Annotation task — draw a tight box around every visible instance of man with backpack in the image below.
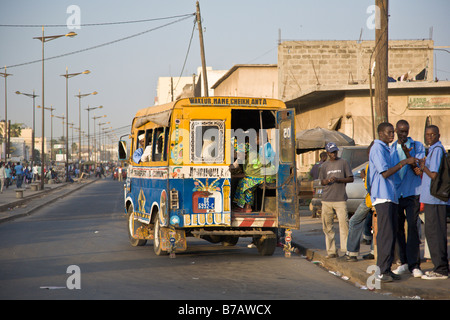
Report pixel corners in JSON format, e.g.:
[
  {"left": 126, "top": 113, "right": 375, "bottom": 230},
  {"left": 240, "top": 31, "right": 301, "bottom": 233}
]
[{"left": 418, "top": 125, "right": 449, "bottom": 280}]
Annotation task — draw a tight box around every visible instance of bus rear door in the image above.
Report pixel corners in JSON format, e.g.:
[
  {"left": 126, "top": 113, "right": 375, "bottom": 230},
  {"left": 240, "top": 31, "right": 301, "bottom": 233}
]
[{"left": 276, "top": 109, "right": 299, "bottom": 229}]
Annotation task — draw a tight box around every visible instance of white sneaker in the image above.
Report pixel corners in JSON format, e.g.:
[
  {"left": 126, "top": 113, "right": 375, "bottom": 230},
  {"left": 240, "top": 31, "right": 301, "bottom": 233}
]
[
  {"left": 392, "top": 264, "right": 409, "bottom": 275},
  {"left": 421, "top": 271, "right": 448, "bottom": 280},
  {"left": 412, "top": 268, "right": 423, "bottom": 278}
]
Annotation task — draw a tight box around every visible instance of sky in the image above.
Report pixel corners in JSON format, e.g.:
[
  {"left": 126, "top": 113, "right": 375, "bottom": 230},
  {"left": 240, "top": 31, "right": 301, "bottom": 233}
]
[{"left": 1, "top": 0, "right": 449, "bottom": 144}]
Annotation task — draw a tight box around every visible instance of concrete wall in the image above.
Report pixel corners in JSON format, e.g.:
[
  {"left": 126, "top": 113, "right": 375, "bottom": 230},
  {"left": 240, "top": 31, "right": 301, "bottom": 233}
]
[
  {"left": 213, "top": 65, "right": 278, "bottom": 98},
  {"left": 278, "top": 40, "right": 434, "bottom": 101}
]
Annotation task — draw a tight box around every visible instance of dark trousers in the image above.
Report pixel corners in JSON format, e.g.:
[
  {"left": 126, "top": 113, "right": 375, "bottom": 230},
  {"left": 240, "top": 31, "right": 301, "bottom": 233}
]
[
  {"left": 424, "top": 204, "right": 449, "bottom": 276},
  {"left": 396, "top": 195, "right": 421, "bottom": 270},
  {"left": 375, "top": 202, "right": 398, "bottom": 274}
]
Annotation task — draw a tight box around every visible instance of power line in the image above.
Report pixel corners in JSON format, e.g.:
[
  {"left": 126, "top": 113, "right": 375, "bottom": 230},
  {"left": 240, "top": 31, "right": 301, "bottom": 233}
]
[
  {"left": 0, "top": 13, "right": 195, "bottom": 28},
  {"left": 174, "top": 18, "right": 197, "bottom": 91},
  {"left": 5, "top": 14, "right": 195, "bottom": 69}
]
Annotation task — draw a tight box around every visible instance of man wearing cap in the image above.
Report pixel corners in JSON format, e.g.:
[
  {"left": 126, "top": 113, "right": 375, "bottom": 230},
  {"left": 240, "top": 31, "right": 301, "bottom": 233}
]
[
  {"left": 133, "top": 134, "right": 147, "bottom": 164},
  {"left": 319, "top": 142, "right": 354, "bottom": 258}
]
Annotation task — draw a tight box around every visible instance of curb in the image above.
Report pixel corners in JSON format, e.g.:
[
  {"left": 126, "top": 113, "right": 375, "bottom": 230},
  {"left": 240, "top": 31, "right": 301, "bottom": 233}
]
[
  {"left": 292, "top": 240, "right": 449, "bottom": 300},
  {"left": 292, "top": 240, "right": 369, "bottom": 285},
  {"left": 0, "top": 183, "right": 67, "bottom": 213}
]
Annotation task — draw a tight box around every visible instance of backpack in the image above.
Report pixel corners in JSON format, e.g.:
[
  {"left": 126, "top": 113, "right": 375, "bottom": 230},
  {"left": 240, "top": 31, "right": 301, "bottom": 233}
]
[
  {"left": 363, "top": 163, "right": 372, "bottom": 208},
  {"left": 429, "top": 146, "right": 450, "bottom": 202}
]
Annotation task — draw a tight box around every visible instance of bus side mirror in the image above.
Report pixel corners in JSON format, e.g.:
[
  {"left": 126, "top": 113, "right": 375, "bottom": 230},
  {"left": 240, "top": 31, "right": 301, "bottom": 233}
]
[{"left": 118, "top": 140, "right": 127, "bottom": 161}]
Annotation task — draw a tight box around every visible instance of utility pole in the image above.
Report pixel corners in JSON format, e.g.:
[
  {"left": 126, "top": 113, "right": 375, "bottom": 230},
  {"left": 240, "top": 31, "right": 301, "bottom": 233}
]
[
  {"left": 374, "top": 0, "right": 389, "bottom": 127},
  {"left": 196, "top": 1, "right": 208, "bottom": 97},
  {"left": 171, "top": 77, "right": 174, "bottom": 101}
]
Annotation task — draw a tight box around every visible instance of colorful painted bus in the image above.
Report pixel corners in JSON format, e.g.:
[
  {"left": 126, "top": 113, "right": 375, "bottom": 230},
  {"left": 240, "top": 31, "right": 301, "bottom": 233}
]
[{"left": 118, "top": 97, "right": 299, "bottom": 256}]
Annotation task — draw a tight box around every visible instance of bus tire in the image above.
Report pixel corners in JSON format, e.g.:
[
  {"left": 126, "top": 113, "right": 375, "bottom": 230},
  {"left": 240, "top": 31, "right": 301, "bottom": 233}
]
[
  {"left": 153, "top": 218, "right": 168, "bottom": 256},
  {"left": 127, "top": 205, "right": 147, "bottom": 247},
  {"left": 254, "top": 234, "right": 276, "bottom": 256}
]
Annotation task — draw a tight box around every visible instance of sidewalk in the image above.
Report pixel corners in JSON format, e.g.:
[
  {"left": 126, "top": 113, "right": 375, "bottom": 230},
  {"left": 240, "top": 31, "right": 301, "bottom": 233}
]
[
  {"left": 0, "top": 178, "right": 98, "bottom": 224},
  {"left": 291, "top": 207, "right": 450, "bottom": 300}
]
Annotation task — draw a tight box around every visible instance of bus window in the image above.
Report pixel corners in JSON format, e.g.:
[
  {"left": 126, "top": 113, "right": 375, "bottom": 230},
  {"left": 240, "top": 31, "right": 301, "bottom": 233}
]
[
  {"left": 153, "top": 127, "right": 165, "bottom": 162},
  {"left": 141, "top": 129, "right": 153, "bottom": 162},
  {"left": 163, "top": 128, "right": 169, "bottom": 161},
  {"left": 280, "top": 120, "right": 293, "bottom": 163},
  {"left": 190, "top": 120, "right": 224, "bottom": 163},
  {"left": 136, "top": 130, "right": 145, "bottom": 152}
]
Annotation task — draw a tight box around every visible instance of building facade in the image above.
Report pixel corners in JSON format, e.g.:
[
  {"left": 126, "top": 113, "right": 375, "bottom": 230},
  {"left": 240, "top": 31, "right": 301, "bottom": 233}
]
[{"left": 212, "top": 64, "right": 278, "bottom": 98}]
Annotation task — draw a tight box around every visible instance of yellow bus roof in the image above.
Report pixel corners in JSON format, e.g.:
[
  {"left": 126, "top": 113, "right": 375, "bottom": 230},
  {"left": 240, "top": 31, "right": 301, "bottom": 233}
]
[{"left": 132, "top": 97, "right": 286, "bottom": 129}]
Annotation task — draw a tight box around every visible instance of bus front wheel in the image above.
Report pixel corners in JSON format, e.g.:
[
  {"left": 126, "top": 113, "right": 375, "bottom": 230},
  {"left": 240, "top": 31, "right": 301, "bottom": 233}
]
[{"left": 127, "top": 205, "right": 147, "bottom": 247}]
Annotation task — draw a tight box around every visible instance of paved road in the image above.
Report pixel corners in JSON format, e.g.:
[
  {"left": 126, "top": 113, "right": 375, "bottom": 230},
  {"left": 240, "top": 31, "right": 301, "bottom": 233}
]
[{"left": 0, "top": 179, "right": 395, "bottom": 301}]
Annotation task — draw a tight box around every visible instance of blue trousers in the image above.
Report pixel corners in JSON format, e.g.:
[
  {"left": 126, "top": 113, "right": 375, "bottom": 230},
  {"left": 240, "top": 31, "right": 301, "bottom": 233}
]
[
  {"left": 347, "top": 201, "right": 372, "bottom": 255},
  {"left": 16, "top": 174, "right": 23, "bottom": 188}
]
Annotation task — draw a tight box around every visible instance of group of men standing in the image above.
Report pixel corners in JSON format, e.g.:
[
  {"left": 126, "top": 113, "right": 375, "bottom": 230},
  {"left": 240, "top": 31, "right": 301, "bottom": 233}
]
[{"left": 318, "top": 120, "right": 448, "bottom": 283}]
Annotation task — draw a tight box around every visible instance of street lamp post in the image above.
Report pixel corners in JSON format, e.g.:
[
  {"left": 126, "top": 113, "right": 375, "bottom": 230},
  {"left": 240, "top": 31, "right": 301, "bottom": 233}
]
[
  {"left": 98, "top": 121, "right": 110, "bottom": 162},
  {"left": 0, "top": 67, "right": 13, "bottom": 162},
  {"left": 85, "top": 105, "right": 103, "bottom": 162},
  {"left": 34, "top": 27, "right": 76, "bottom": 189},
  {"left": 68, "top": 122, "right": 74, "bottom": 160},
  {"left": 92, "top": 115, "right": 106, "bottom": 163},
  {"left": 52, "top": 114, "right": 65, "bottom": 162},
  {"left": 37, "top": 105, "right": 55, "bottom": 162},
  {"left": 61, "top": 68, "right": 90, "bottom": 181},
  {"left": 73, "top": 127, "right": 82, "bottom": 160},
  {"left": 75, "top": 90, "right": 97, "bottom": 164},
  {"left": 101, "top": 126, "right": 112, "bottom": 162},
  {"left": 15, "top": 90, "right": 39, "bottom": 168}
]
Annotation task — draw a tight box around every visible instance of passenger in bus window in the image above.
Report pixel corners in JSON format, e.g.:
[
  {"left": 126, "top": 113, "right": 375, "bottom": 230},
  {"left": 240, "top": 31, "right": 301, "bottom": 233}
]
[
  {"left": 132, "top": 134, "right": 146, "bottom": 163},
  {"left": 141, "top": 145, "right": 152, "bottom": 162},
  {"left": 153, "top": 131, "right": 164, "bottom": 161},
  {"left": 141, "top": 137, "right": 153, "bottom": 162}
]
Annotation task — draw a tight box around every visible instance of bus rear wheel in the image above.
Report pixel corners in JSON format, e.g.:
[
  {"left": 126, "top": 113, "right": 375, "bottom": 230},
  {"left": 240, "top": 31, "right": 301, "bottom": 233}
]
[
  {"left": 254, "top": 234, "right": 276, "bottom": 256},
  {"left": 153, "top": 218, "right": 169, "bottom": 256}
]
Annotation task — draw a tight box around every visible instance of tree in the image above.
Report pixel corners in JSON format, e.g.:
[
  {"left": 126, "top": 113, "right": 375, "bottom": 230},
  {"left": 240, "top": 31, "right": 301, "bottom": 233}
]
[{"left": 10, "top": 123, "right": 24, "bottom": 137}]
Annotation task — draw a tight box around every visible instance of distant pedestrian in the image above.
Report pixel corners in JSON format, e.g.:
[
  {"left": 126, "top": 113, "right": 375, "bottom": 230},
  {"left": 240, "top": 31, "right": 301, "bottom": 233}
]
[
  {"left": 0, "top": 162, "right": 6, "bottom": 193},
  {"left": 5, "top": 164, "right": 11, "bottom": 188},
  {"left": 369, "top": 122, "right": 417, "bottom": 283},
  {"left": 418, "top": 125, "right": 449, "bottom": 280},
  {"left": 33, "top": 164, "right": 39, "bottom": 181},
  {"left": 319, "top": 142, "right": 353, "bottom": 258},
  {"left": 14, "top": 162, "right": 24, "bottom": 188},
  {"left": 118, "top": 167, "right": 123, "bottom": 182}
]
